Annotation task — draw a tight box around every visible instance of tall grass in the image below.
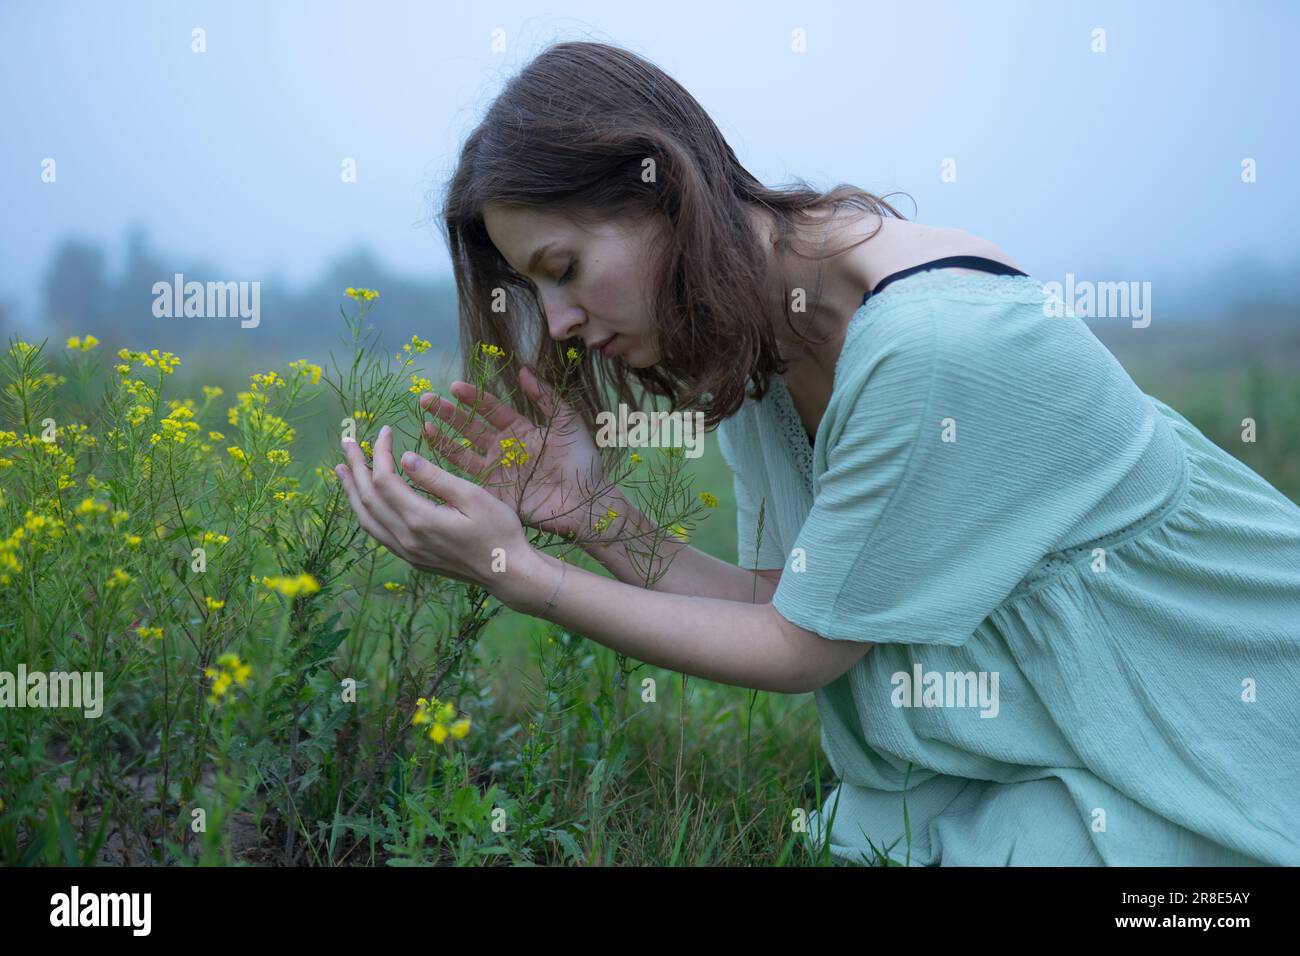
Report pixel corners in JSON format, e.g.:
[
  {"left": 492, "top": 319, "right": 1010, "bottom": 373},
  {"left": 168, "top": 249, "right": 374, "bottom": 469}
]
[{"left": 0, "top": 290, "right": 838, "bottom": 866}]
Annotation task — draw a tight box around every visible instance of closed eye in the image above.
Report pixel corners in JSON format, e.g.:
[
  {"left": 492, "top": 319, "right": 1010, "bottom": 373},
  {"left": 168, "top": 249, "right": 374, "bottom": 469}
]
[{"left": 557, "top": 260, "right": 577, "bottom": 287}]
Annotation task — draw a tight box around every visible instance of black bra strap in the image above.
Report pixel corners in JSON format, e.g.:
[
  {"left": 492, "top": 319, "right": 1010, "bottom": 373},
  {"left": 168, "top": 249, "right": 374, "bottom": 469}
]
[{"left": 861, "top": 255, "right": 1029, "bottom": 305}]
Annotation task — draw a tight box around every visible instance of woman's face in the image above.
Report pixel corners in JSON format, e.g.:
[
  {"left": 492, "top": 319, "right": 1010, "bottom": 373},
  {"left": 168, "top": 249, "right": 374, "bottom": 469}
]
[{"left": 482, "top": 202, "right": 663, "bottom": 368}]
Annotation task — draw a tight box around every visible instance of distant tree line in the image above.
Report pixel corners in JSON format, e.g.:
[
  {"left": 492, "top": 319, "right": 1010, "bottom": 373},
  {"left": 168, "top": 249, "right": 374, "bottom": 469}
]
[{"left": 24, "top": 227, "right": 462, "bottom": 368}]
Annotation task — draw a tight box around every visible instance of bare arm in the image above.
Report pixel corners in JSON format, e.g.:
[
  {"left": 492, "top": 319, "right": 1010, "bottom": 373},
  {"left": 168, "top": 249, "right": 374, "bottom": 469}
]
[
  {"left": 496, "top": 546, "right": 870, "bottom": 695},
  {"left": 335, "top": 430, "right": 865, "bottom": 694},
  {"left": 577, "top": 489, "right": 783, "bottom": 603}
]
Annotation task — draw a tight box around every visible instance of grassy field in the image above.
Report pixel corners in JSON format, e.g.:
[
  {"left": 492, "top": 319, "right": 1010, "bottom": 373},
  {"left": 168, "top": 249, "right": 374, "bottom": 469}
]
[
  {"left": 1091, "top": 317, "right": 1300, "bottom": 503},
  {"left": 1, "top": 305, "right": 1295, "bottom": 866}
]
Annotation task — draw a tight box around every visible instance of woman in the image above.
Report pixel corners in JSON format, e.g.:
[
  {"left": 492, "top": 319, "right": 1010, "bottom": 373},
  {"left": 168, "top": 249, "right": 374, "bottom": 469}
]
[{"left": 335, "top": 41, "right": 1300, "bottom": 865}]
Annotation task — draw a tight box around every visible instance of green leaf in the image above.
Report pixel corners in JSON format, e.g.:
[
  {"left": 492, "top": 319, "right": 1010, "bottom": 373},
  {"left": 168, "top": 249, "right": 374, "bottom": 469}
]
[{"left": 548, "top": 827, "right": 582, "bottom": 862}]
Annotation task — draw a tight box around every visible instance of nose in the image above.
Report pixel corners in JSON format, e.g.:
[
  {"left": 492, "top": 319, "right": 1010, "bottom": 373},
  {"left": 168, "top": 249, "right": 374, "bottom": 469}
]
[{"left": 540, "top": 289, "right": 585, "bottom": 343}]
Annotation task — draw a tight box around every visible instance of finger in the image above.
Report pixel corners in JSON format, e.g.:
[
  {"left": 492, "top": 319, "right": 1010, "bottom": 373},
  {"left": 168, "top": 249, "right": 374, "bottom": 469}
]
[
  {"left": 341, "top": 435, "right": 407, "bottom": 536},
  {"left": 422, "top": 420, "right": 490, "bottom": 474},
  {"left": 518, "top": 365, "right": 560, "bottom": 420},
  {"left": 371, "top": 423, "right": 434, "bottom": 517},
  {"left": 421, "top": 393, "right": 493, "bottom": 453},
  {"left": 520, "top": 365, "right": 580, "bottom": 434},
  {"left": 398, "top": 450, "right": 477, "bottom": 516},
  {"left": 447, "top": 380, "right": 524, "bottom": 433},
  {"left": 372, "top": 423, "right": 398, "bottom": 481},
  {"left": 334, "top": 462, "right": 405, "bottom": 555},
  {"left": 420, "top": 388, "right": 501, "bottom": 451}
]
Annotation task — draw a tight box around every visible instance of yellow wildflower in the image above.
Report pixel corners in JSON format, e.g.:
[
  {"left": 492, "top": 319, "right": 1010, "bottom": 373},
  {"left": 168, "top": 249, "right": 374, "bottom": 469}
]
[
  {"left": 498, "top": 436, "right": 529, "bottom": 468},
  {"left": 593, "top": 507, "right": 619, "bottom": 534},
  {"left": 244, "top": 407, "right": 295, "bottom": 444},
  {"left": 288, "top": 359, "right": 322, "bottom": 384},
  {"left": 260, "top": 572, "right": 321, "bottom": 598},
  {"left": 698, "top": 491, "right": 719, "bottom": 508},
  {"left": 133, "top": 348, "right": 181, "bottom": 374},
  {"left": 205, "top": 652, "right": 252, "bottom": 705},
  {"left": 157, "top": 406, "right": 201, "bottom": 444},
  {"left": 412, "top": 695, "right": 472, "bottom": 745},
  {"left": 251, "top": 370, "right": 286, "bottom": 390}
]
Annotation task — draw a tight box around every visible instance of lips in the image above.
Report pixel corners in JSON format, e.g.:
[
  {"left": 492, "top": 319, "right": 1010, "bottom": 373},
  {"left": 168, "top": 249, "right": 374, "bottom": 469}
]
[{"left": 593, "top": 334, "right": 617, "bottom": 357}]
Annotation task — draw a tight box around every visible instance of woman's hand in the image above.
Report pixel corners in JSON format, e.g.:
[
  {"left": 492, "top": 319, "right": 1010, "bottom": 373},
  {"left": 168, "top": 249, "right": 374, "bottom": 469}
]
[
  {"left": 418, "top": 365, "right": 622, "bottom": 540},
  {"left": 334, "top": 423, "right": 535, "bottom": 593}
]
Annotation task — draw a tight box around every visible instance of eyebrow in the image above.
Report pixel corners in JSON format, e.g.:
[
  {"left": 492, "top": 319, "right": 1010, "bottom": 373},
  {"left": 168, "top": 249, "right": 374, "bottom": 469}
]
[{"left": 525, "top": 242, "right": 554, "bottom": 276}]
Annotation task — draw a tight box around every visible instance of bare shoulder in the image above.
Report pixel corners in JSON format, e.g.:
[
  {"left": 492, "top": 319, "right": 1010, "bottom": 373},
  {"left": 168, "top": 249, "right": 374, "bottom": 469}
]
[
  {"left": 943, "top": 226, "right": 1022, "bottom": 272},
  {"left": 847, "top": 214, "right": 1023, "bottom": 288}
]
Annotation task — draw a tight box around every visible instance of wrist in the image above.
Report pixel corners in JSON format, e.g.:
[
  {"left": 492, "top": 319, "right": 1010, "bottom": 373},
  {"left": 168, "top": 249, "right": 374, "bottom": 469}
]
[
  {"left": 497, "top": 546, "right": 565, "bottom": 617},
  {"left": 580, "top": 489, "right": 637, "bottom": 553}
]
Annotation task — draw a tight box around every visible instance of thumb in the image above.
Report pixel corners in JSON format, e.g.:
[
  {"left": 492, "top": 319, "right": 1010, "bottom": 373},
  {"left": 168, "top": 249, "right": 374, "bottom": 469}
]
[{"left": 400, "top": 451, "right": 474, "bottom": 511}]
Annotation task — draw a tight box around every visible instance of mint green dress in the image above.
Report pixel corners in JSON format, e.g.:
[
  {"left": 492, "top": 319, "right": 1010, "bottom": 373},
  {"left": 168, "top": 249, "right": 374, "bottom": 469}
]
[{"left": 715, "top": 270, "right": 1300, "bottom": 866}]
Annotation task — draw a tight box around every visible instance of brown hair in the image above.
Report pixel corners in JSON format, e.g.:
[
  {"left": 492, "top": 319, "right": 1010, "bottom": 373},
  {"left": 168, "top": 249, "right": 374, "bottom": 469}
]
[{"left": 438, "top": 40, "right": 910, "bottom": 442}]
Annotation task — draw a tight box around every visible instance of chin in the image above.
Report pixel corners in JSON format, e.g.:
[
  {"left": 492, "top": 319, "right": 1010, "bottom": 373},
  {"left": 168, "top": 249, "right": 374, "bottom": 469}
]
[
  {"left": 623, "top": 350, "right": 653, "bottom": 369},
  {"left": 620, "top": 342, "right": 659, "bottom": 369}
]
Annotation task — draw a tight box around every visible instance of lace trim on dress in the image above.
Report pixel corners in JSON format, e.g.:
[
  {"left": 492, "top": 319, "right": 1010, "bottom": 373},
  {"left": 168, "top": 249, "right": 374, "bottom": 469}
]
[
  {"left": 843, "top": 272, "right": 1050, "bottom": 355},
  {"left": 769, "top": 373, "right": 815, "bottom": 489},
  {"left": 864, "top": 269, "right": 1047, "bottom": 305}
]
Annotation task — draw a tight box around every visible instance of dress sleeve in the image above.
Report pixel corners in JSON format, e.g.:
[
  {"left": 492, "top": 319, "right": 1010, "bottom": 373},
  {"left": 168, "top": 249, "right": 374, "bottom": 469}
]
[{"left": 771, "top": 297, "right": 1139, "bottom": 646}]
